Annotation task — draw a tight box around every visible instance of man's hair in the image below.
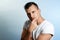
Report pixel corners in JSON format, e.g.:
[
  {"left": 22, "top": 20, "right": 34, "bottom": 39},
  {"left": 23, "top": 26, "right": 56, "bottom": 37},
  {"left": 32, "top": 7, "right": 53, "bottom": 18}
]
[{"left": 24, "top": 2, "right": 39, "bottom": 10}]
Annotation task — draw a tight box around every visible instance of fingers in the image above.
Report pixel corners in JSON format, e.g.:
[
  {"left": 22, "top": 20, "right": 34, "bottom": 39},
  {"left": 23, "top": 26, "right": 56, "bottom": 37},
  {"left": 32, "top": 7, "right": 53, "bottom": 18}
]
[{"left": 32, "top": 17, "right": 38, "bottom": 24}]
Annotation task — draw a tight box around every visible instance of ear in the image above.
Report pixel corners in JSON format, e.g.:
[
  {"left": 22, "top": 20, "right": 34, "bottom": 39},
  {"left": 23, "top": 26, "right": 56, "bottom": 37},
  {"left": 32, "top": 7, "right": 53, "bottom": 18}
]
[
  {"left": 39, "top": 9, "right": 41, "bottom": 12},
  {"left": 37, "top": 8, "right": 40, "bottom": 12},
  {"left": 37, "top": 9, "right": 41, "bottom": 17},
  {"left": 37, "top": 9, "right": 41, "bottom": 14}
]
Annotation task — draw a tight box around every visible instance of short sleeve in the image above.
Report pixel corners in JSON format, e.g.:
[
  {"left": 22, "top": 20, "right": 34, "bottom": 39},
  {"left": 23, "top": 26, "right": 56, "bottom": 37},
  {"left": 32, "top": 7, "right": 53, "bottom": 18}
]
[{"left": 41, "top": 23, "right": 54, "bottom": 36}]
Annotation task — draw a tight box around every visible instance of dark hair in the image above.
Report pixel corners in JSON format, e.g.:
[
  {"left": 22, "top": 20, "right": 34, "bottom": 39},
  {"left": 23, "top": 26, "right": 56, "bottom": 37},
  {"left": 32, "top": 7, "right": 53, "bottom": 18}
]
[{"left": 24, "top": 2, "right": 39, "bottom": 10}]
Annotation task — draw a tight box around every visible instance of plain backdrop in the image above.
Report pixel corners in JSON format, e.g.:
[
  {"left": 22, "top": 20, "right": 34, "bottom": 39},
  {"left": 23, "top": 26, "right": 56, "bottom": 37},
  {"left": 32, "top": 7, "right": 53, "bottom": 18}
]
[{"left": 0, "top": 0, "right": 60, "bottom": 40}]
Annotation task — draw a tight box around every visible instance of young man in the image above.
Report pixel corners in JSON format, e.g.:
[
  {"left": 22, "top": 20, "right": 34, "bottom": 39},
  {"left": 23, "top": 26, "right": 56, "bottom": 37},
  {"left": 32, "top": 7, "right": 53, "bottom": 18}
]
[{"left": 21, "top": 2, "right": 54, "bottom": 40}]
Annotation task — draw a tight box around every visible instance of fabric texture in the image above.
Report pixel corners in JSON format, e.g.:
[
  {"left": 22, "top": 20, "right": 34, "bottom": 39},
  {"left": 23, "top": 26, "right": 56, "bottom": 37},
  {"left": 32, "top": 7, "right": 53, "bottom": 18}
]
[{"left": 23, "top": 20, "right": 54, "bottom": 40}]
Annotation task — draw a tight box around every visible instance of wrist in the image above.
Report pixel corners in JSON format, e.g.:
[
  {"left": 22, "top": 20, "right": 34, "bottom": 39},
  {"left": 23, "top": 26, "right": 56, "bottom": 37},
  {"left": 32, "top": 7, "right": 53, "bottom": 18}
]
[{"left": 27, "top": 29, "right": 32, "bottom": 34}]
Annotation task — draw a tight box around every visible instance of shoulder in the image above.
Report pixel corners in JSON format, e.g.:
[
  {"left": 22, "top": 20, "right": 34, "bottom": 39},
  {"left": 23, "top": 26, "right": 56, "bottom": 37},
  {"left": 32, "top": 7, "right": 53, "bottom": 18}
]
[
  {"left": 23, "top": 20, "right": 31, "bottom": 30},
  {"left": 25, "top": 20, "right": 31, "bottom": 24},
  {"left": 43, "top": 20, "right": 54, "bottom": 28},
  {"left": 41, "top": 20, "right": 54, "bottom": 36},
  {"left": 43, "top": 20, "right": 54, "bottom": 30}
]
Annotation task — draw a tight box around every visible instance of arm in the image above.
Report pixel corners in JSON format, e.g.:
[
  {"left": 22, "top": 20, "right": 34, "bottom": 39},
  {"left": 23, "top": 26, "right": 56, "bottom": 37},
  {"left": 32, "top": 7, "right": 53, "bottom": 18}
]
[
  {"left": 37, "top": 34, "right": 52, "bottom": 40},
  {"left": 21, "top": 28, "right": 33, "bottom": 40},
  {"left": 21, "top": 18, "right": 38, "bottom": 40},
  {"left": 37, "top": 22, "right": 54, "bottom": 40}
]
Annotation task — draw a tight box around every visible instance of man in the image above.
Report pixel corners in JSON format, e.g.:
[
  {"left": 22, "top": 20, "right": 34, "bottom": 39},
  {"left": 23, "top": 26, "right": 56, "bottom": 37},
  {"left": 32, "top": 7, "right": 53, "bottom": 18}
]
[{"left": 21, "top": 2, "right": 54, "bottom": 40}]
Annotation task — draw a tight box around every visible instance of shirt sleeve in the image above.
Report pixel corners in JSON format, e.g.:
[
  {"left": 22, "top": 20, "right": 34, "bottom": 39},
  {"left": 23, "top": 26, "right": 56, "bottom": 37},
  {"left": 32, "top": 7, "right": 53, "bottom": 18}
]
[{"left": 41, "top": 23, "right": 54, "bottom": 36}]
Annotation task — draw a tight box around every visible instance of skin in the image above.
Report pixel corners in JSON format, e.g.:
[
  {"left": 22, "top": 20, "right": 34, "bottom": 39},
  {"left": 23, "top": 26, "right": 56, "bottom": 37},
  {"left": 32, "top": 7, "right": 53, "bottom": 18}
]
[{"left": 21, "top": 4, "right": 52, "bottom": 40}]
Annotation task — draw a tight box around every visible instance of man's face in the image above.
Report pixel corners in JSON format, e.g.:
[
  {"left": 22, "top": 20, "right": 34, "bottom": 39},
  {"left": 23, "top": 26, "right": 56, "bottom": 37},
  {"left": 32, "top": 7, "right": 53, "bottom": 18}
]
[{"left": 26, "top": 5, "right": 40, "bottom": 21}]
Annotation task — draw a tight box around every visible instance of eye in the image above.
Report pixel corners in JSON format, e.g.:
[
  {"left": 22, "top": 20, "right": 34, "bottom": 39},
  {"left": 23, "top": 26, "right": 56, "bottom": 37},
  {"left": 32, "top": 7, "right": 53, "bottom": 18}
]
[{"left": 32, "top": 11, "right": 35, "bottom": 13}]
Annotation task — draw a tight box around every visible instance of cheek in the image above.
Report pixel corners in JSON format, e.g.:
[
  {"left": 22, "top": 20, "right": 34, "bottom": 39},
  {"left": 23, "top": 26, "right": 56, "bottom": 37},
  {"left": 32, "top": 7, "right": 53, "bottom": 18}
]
[{"left": 34, "top": 13, "right": 38, "bottom": 18}]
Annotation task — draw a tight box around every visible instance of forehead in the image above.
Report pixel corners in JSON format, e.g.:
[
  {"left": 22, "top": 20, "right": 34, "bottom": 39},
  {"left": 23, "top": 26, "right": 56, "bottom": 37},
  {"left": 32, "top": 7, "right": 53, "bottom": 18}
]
[{"left": 26, "top": 5, "right": 38, "bottom": 12}]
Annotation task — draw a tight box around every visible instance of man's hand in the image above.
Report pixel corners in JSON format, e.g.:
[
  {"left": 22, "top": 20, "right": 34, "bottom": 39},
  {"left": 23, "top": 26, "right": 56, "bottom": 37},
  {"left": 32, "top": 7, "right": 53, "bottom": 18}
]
[{"left": 28, "top": 17, "right": 38, "bottom": 33}]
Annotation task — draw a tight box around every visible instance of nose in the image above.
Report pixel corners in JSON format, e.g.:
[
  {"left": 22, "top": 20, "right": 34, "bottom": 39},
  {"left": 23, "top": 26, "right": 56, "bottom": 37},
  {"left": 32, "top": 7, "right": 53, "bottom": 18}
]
[{"left": 30, "top": 13, "right": 33, "bottom": 18}]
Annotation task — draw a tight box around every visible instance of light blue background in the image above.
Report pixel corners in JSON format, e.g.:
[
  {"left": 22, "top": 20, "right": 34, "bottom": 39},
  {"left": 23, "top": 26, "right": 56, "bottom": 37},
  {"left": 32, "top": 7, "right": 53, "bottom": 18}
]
[{"left": 0, "top": 0, "right": 60, "bottom": 40}]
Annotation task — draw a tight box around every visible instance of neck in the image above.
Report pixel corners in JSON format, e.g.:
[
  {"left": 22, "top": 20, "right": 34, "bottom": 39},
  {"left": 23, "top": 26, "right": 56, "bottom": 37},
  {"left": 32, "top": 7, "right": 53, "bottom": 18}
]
[{"left": 37, "top": 16, "right": 45, "bottom": 25}]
